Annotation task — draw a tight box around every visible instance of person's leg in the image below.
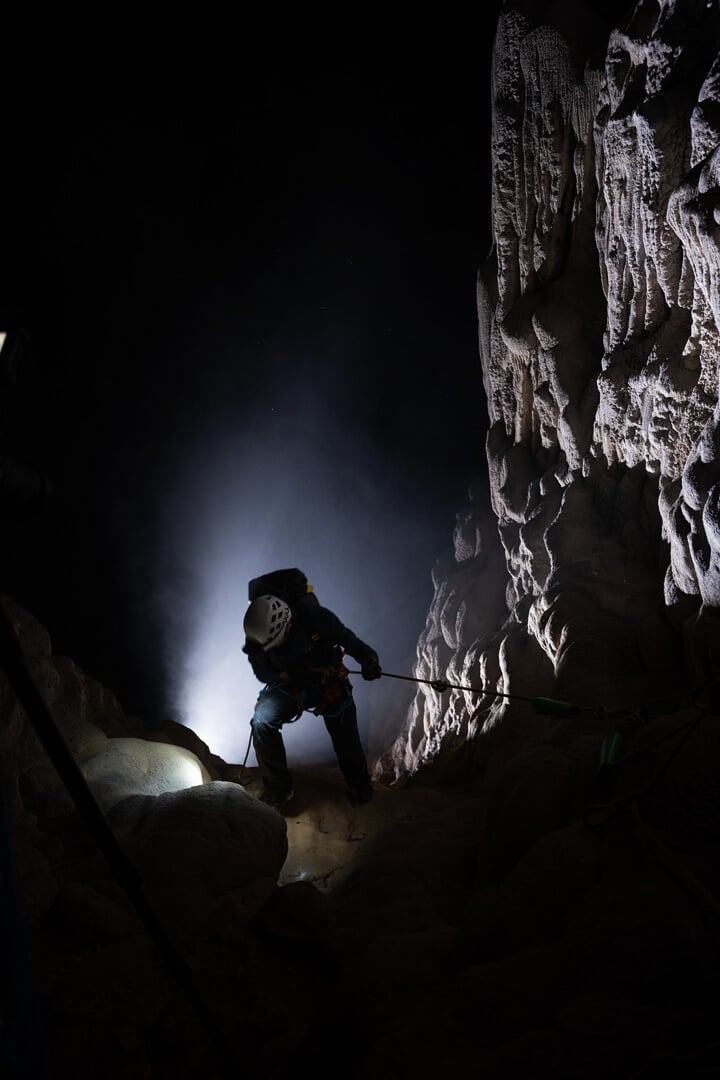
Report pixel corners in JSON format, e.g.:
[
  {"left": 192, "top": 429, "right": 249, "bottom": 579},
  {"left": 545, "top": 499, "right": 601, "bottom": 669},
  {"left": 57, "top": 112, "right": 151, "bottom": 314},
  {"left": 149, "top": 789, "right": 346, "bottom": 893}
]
[
  {"left": 250, "top": 688, "right": 300, "bottom": 801},
  {"left": 322, "top": 695, "right": 373, "bottom": 802}
]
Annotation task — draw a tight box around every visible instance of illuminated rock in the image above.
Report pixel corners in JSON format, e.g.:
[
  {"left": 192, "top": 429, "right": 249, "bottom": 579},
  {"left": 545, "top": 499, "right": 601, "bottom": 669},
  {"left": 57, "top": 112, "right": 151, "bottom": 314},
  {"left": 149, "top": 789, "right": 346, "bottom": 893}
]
[
  {"left": 393, "top": 0, "right": 720, "bottom": 779},
  {"left": 4, "top": 9, "right": 720, "bottom": 1078},
  {"left": 79, "top": 736, "right": 211, "bottom": 812}
]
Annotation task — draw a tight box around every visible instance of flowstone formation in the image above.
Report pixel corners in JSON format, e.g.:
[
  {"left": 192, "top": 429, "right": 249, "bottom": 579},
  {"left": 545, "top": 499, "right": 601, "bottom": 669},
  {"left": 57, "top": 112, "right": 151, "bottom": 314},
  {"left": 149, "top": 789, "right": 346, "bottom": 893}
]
[
  {"left": 387, "top": 0, "right": 720, "bottom": 780},
  {"left": 7, "top": 6, "right": 720, "bottom": 1078}
]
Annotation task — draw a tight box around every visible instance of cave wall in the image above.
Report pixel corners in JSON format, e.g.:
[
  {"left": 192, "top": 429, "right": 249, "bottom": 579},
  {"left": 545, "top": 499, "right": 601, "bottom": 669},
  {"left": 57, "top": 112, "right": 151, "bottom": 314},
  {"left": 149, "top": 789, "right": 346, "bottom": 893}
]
[{"left": 382, "top": 0, "right": 720, "bottom": 779}]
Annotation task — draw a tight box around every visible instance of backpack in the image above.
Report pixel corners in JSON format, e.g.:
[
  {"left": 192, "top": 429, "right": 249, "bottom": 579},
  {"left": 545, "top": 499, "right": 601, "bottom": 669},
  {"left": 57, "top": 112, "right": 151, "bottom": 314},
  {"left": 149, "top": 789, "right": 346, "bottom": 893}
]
[
  {"left": 247, "top": 567, "right": 319, "bottom": 610},
  {"left": 248, "top": 569, "right": 345, "bottom": 703}
]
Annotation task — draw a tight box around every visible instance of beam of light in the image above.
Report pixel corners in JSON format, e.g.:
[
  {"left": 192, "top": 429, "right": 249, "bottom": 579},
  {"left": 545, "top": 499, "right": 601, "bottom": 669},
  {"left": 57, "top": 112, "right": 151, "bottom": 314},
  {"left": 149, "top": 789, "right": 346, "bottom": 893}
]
[
  {"left": 155, "top": 376, "right": 442, "bottom": 769},
  {"left": 173, "top": 572, "right": 264, "bottom": 765}
]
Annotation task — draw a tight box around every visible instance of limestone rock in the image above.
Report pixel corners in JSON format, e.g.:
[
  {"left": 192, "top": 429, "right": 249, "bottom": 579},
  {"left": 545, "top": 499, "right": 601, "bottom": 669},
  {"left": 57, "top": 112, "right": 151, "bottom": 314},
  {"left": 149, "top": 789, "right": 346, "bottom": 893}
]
[
  {"left": 397, "top": 0, "right": 720, "bottom": 777},
  {"left": 5, "top": 7, "right": 720, "bottom": 1079},
  {"left": 78, "top": 736, "right": 212, "bottom": 813},
  {"left": 107, "top": 781, "right": 287, "bottom": 938}
]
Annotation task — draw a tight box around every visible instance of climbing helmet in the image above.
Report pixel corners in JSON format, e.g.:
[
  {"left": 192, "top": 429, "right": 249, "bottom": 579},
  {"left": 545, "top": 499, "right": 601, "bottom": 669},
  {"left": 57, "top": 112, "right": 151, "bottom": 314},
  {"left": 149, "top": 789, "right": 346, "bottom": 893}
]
[{"left": 244, "top": 594, "right": 292, "bottom": 651}]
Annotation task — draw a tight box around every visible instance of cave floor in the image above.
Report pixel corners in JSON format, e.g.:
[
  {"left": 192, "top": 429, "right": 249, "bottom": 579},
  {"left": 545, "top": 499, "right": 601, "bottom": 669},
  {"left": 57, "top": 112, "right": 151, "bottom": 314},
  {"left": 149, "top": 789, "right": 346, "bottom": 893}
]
[{"left": 226, "top": 764, "right": 452, "bottom": 892}]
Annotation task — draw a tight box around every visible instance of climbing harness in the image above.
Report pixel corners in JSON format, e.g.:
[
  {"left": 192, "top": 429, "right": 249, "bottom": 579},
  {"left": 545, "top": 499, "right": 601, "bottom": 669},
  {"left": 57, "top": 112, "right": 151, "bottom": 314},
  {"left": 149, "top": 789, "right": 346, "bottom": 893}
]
[
  {"left": 254, "top": 662, "right": 350, "bottom": 721},
  {"left": 237, "top": 663, "right": 352, "bottom": 780},
  {"left": 306, "top": 661, "right": 351, "bottom": 714}
]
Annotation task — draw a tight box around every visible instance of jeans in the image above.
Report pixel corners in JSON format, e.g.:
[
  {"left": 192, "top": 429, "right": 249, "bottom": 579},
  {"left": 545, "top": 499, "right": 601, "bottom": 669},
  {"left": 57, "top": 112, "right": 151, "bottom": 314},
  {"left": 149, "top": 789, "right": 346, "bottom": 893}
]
[{"left": 250, "top": 683, "right": 371, "bottom": 797}]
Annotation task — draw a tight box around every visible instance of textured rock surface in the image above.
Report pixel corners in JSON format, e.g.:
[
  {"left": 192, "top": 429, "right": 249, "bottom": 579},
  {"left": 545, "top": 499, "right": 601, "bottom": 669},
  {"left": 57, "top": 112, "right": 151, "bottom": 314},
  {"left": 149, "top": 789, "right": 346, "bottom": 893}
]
[
  {"left": 376, "top": 482, "right": 509, "bottom": 779},
  {"left": 0, "top": 595, "right": 286, "bottom": 948},
  {"left": 388, "top": 0, "right": 720, "bottom": 779},
  {"left": 5, "top": 5, "right": 720, "bottom": 1079}
]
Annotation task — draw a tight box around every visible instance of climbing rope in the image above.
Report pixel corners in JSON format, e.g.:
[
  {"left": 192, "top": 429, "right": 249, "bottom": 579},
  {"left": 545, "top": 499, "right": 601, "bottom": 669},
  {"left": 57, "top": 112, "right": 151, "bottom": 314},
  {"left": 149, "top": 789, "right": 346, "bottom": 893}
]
[
  {"left": 345, "top": 667, "right": 585, "bottom": 717},
  {"left": 239, "top": 664, "right": 716, "bottom": 811},
  {"left": 347, "top": 664, "right": 720, "bottom": 844},
  {"left": 364, "top": 661, "right": 720, "bottom": 949}
]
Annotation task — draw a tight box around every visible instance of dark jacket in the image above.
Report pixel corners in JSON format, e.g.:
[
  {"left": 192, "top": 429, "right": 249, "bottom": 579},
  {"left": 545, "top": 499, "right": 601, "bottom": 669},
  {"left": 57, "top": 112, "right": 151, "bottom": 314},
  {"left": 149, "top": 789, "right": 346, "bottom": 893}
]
[{"left": 243, "top": 600, "right": 378, "bottom": 691}]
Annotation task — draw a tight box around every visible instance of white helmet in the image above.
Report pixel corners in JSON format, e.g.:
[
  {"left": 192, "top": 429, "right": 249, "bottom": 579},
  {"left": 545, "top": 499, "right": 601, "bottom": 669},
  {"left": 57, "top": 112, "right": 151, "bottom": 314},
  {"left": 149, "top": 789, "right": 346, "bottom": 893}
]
[{"left": 244, "top": 595, "right": 292, "bottom": 651}]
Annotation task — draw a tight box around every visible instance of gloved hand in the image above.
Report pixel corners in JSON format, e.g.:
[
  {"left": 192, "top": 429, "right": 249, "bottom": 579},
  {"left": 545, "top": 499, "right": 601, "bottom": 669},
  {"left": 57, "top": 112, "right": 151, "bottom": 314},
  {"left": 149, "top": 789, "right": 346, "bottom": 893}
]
[{"left": 361, "top": 654, "right": 382, "bottom": 681}]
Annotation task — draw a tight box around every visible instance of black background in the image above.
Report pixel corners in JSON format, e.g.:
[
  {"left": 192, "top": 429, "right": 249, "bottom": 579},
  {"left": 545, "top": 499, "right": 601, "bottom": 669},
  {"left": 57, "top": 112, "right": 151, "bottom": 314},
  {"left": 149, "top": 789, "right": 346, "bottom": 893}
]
[{"left": 1, "top": 17, "right": 501, "bottom": 733}]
